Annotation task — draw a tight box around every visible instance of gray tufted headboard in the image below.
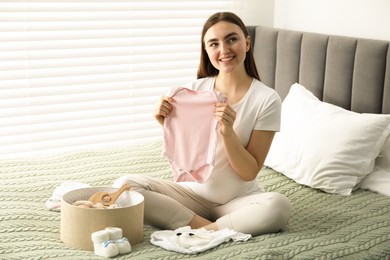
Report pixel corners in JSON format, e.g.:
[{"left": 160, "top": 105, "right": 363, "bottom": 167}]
[{"left": 248, "top": 26, "right": 390, "bottom": 114}]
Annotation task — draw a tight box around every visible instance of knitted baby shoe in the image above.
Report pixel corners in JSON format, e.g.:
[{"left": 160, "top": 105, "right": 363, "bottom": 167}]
[
  {"left": 91, "top": 230, "right": 119, "bottom": 258},
  {"left": 105, "top": 227, "right": 131, "bottom": 254}
]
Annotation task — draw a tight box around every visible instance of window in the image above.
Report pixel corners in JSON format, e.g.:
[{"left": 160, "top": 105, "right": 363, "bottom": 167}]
[{"left": 0, "top": 0, "right": 236, "bottom": 158}]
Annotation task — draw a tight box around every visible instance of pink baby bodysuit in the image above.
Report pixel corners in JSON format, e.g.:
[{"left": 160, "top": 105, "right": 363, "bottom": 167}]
[{"left": 163, "top": 86, "right": 226, "bottom": 183}]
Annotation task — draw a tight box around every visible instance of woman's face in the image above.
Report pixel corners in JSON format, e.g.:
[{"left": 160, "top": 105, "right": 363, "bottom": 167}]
[{"left": 203, "top": 21, "right": 250, "bottom": 74}]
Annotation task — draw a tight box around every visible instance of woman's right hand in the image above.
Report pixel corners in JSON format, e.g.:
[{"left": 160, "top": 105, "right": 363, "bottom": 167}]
[{"left": 154, "top": 96, "right": 174, "bottom": 127}]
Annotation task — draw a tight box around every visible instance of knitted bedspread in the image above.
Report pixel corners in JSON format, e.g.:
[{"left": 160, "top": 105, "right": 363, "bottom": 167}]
[{"left": 1, "top": 141, "right": 390, "bottom": 260}]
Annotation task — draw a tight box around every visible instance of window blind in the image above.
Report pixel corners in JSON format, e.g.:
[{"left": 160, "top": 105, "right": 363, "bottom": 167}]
[{"left": 0, "top": 0, "right": 235, "bottom": 159}]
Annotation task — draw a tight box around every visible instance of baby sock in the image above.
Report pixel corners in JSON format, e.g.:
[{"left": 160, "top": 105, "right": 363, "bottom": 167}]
[
  {"left": 91, "top": 230, "right": 119, "bottom": 258},
  {"left": 105, "top": 227, "right": 131, "bottom": 254}
]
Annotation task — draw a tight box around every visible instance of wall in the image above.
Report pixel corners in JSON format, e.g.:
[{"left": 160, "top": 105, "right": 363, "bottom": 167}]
[
  {"left": 273, "top": 0, "right": 390, "bottom": 41},
  {"left": 234, "top": 0, "right": 274, "bottom": 27}
]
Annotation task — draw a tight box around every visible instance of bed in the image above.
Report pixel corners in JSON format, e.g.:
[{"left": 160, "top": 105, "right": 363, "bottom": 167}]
[{"left": 1, "top": 26, "right": 390, "bottom": 259}]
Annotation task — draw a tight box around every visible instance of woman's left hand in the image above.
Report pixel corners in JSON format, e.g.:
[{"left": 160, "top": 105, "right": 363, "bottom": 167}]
[{"left": 214, "top": 103, "right": 236, "bottom": 136}]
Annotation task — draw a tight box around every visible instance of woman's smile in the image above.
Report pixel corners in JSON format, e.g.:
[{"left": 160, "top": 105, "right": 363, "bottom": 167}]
[{"left": 219, "top": 56, "right": 235, "bottom": 62}]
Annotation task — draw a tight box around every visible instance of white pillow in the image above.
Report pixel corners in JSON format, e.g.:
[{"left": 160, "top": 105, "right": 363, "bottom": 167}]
[
  {"left": 265, "top": 83, "right": 390, "bottom": 195},
  {"left": 360, "top": 136, "right": 390, "bottom": 196}
]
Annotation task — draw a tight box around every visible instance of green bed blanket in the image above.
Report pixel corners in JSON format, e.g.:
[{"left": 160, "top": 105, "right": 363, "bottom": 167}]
[{"left": 1, "top": 141, "right": 390, "bottom": 259}]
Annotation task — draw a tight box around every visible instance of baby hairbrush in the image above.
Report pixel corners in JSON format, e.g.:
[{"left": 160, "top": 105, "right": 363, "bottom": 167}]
[{"left": 88, "top": 183, "right": 130, "bottom": 206}]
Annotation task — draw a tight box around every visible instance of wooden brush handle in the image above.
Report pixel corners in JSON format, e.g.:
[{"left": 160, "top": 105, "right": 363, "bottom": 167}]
[{"left": 106, "top": 183, "right": 130, "bottom": 204}]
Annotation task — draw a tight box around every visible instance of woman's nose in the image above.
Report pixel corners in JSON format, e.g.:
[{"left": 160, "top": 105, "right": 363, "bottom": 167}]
[{"left": 220, "top": 43, "right": 230, "bottom": 53}]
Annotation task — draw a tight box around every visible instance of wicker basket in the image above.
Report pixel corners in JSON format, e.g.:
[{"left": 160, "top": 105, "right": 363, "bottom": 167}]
[{"left": 60, "top": 187, "right": 144, "bottom": 251}]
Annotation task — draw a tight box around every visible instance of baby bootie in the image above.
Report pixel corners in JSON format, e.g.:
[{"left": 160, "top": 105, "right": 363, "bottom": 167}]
[
  {"left": 91, "top": 230, "right": 119, "bottom": 258},
  {"left": 105, "top": 227, "right": 131, "bottom": 254}
]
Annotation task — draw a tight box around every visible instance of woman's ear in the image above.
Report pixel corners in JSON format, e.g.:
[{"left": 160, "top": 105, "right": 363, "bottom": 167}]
[{"left": 246, "top": 35, "right": 251, "bottom": 52}]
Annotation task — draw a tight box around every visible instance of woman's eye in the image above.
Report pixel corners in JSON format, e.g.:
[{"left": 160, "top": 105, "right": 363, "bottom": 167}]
[
  {"left": 228, "top": 37, "right": 237, "bottom": 43},
  {"left": 209, "top": 43, "right": 218, "bottom": 48}
]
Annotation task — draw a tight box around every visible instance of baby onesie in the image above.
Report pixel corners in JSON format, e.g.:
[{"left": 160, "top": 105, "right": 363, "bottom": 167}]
[
  {"left": 150, "top": 226, "right": 251, "bottom": 254},
  {"left": 163, "top": 86, "right": 226, "bottom": 183}
]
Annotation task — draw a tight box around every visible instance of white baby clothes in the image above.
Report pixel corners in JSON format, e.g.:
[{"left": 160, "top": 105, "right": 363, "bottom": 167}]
[
  {"left": 45, "top": 181, "right": 90, "bottom": 211},
  {"left": 91, "top": 230, "right": 119, "bottom": 258},
  {"left": 150, "top": 226, "right": 251, "bottom": 254},
  {"left": 91, "top": 227, "right": 131, "bottom": 258},
  {"left": 105, "top": 227, "right": 131, "bottom": 254}
]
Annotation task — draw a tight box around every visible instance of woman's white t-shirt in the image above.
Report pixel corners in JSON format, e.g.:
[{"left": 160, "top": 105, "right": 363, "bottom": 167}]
[{"left": 179, "top": 77, "right": 282, "bottom": 204}]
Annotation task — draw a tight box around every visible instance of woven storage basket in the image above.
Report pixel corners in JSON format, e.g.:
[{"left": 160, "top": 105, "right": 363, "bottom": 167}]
[{"left": 61, "top": 187, "right": 144, "bottom": 251}]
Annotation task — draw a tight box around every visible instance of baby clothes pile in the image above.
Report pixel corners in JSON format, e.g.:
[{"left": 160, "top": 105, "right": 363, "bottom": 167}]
[
  {"left": 150, "top": 226, "right": 251, "bottom": 254},
  {"left": 45, "top": 181, "right": 90, "bottom": 211},
  {"left": 91, "top": 227, "right": 131, "bottom": 258}
]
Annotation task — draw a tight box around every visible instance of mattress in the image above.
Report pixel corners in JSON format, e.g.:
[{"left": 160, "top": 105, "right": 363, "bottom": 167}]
[{"left": 1, "top": 140, "right": 390, "bottom": 259}]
